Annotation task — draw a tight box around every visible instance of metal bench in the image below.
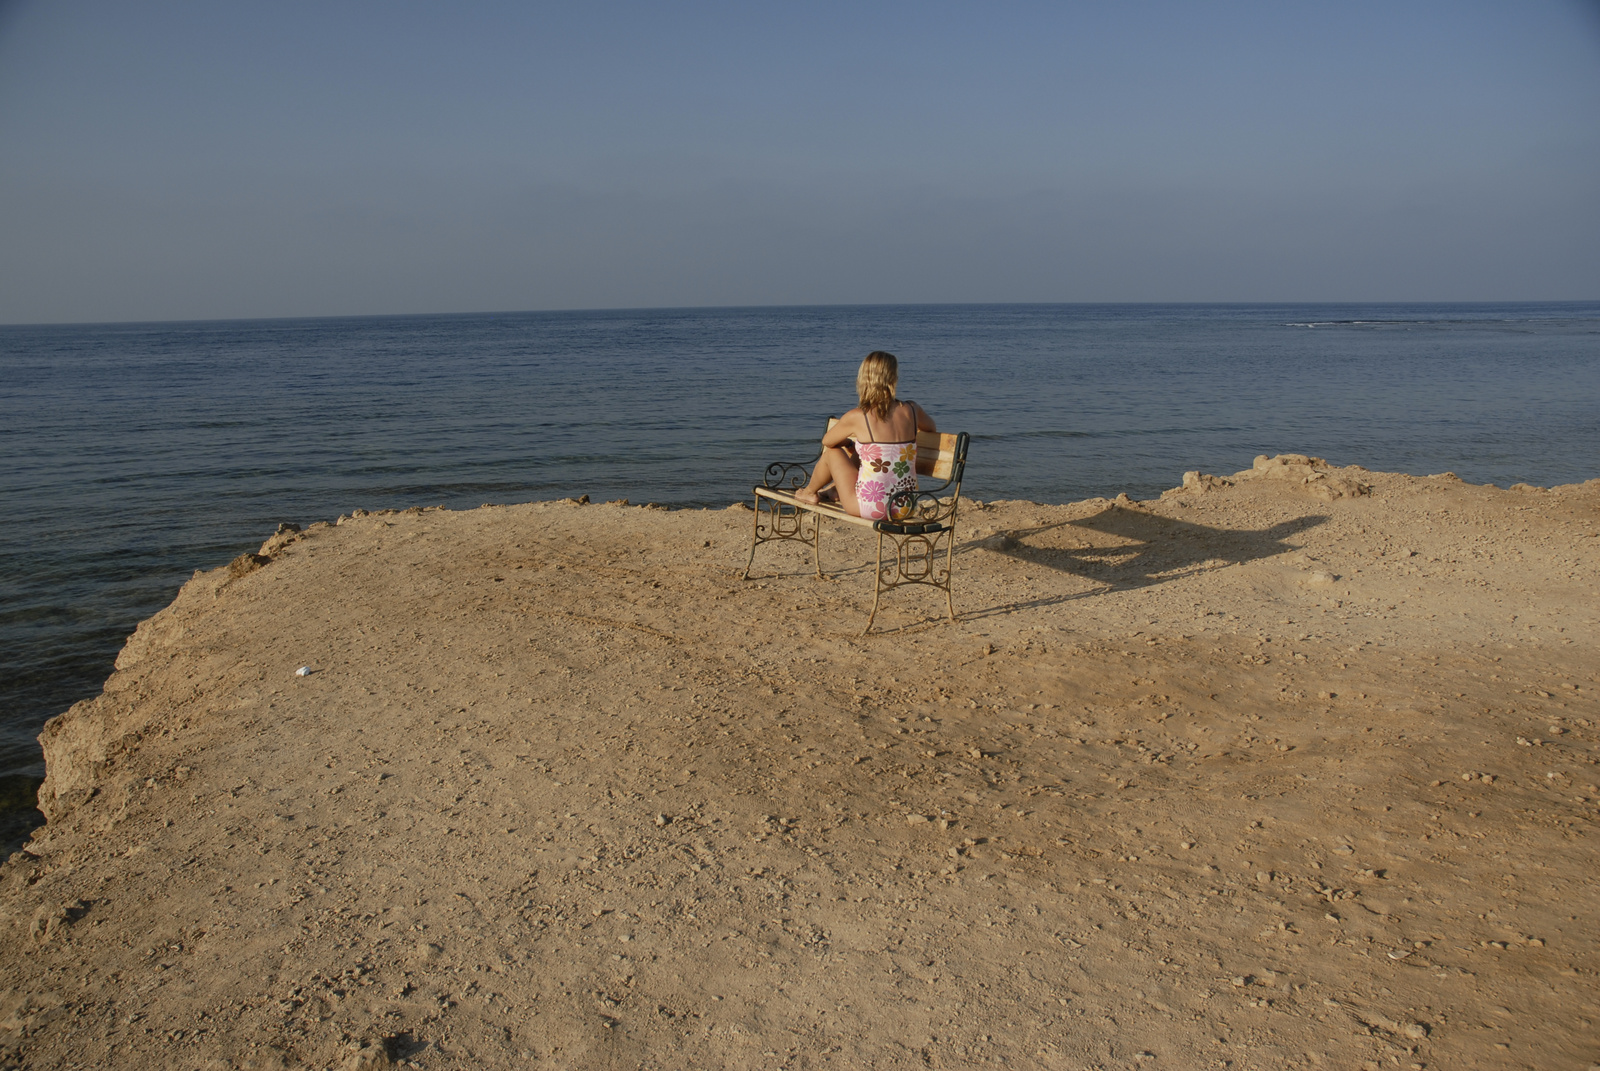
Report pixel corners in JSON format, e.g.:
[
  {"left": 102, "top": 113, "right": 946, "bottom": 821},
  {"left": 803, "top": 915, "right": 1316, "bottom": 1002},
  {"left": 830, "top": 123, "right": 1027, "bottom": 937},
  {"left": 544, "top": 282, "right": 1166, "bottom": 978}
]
[{"left": 741, "top": 426, "right": 971, "bottom": 632}]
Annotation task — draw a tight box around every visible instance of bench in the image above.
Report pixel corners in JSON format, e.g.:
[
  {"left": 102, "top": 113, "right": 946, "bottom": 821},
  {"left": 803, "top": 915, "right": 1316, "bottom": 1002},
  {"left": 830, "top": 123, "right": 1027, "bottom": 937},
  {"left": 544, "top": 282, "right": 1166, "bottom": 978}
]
[{"left": 740, "top": 424, "right": 971, "bottom": 632}]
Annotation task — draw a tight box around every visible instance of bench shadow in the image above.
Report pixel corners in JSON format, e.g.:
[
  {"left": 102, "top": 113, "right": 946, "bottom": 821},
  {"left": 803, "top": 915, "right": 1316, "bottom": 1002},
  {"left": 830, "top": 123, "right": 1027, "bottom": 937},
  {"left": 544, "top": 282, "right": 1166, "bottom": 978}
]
[{"left": 956, "top": 503, "right": 1329, "bottom": 621}]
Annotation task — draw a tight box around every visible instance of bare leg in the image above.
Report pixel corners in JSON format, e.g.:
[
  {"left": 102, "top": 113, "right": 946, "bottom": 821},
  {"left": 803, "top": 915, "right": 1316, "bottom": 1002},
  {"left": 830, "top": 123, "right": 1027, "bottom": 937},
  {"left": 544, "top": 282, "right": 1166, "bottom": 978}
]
[{"left": 794, "top": 445, "right": 862, "bottom": 516}]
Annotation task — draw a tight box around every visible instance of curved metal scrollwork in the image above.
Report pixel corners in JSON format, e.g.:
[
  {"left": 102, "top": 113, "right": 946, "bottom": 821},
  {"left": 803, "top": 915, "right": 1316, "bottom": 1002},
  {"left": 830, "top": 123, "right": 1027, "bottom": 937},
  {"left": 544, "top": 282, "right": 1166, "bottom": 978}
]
[
  {"left": 878, "top": 485, "right": 960, "bottom": 532},
  {"left": 759, "top": 461, "right": 814, "bottom": 491},
  {"left": 743, "top": 462, "right": 824, "bottom": 580},
  {"left": 863, "top": 471, "right": 964, "bottom": 631},
  {"left": 754, "top": 497, "right": 820, "bottom": 545},
  {"left": 865, "top": 522, "right": 958, "bottom": 632},
  {"left": 878, "top": 530, "right": 954, "bottom": 587}
]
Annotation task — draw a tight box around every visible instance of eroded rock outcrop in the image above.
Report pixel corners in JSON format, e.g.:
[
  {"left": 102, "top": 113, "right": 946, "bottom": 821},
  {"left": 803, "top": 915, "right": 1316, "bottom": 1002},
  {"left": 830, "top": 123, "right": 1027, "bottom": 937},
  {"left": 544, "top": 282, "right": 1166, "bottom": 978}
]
[
  {"left": 1231, "top": 453, "right": 1372, "bottom": 500},
  {"left": 35, "top": 553, "right": 271, "bottom": 822}
]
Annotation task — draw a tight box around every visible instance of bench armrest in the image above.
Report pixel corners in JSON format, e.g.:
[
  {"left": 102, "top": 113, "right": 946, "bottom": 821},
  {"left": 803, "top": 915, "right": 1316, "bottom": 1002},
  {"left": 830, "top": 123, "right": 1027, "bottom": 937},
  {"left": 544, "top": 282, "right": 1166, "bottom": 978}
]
[
  {"left": 757, "top": 461, "right": 815, "bottom": 491},
  {"left": 876, "top": 484, "right": 963, "bottom": 534}
]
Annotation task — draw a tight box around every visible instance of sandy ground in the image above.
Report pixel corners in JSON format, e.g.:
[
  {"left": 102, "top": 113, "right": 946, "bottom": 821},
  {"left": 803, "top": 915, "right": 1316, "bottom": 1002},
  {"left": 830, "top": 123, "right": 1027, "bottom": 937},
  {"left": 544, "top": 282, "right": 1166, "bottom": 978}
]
[{"left": 1, "top": 455, "right": 1597, "bottom": 1071}]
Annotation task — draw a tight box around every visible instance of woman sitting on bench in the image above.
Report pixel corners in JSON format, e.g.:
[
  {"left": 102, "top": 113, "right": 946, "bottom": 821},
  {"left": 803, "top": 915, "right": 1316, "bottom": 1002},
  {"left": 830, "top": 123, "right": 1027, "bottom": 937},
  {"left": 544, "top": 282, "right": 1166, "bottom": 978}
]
[{"left": 793, "top": 351, "right": 938, "bottom": 521}]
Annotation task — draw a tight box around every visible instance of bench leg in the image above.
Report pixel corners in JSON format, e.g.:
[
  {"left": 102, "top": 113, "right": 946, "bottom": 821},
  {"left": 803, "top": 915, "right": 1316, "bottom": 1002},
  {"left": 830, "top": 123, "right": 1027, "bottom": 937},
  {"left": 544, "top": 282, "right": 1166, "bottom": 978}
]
[
  {"left": 744, "top": 496, "right": 826, "bottom": 581},
  {"left": 864, "top": 530, "right": 886, "bottom": 634},
  {"left": 944, "top": 528, "right": 958, "bottom": 621},
  {"left": 740, "top": 494, "right": 761, "bottom": 580},
  {"left": 863, "top": 527, "right": 960, "bottom": 632}
]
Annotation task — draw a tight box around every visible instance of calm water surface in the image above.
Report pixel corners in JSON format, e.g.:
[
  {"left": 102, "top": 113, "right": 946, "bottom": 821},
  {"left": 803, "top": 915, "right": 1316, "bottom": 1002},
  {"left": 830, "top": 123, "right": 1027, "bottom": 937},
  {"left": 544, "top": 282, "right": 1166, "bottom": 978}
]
[{"left": 3, "top": 302, "right": 1598, "bottom": 787}]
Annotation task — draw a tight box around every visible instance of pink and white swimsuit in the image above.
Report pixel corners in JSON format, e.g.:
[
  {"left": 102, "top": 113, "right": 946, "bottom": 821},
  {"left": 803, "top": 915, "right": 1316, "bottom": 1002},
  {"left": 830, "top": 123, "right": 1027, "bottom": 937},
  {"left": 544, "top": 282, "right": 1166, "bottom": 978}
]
[{"left": 853, "top": 405, "right": 918, "bottom": 521}]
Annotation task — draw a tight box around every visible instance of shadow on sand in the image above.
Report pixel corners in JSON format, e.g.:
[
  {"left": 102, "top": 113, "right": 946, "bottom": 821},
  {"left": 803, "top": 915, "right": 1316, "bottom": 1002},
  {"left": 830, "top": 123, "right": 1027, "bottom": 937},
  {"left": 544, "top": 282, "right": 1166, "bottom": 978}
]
[{"left": 957, "top": 503, "right": 1329, "bottom": 621}]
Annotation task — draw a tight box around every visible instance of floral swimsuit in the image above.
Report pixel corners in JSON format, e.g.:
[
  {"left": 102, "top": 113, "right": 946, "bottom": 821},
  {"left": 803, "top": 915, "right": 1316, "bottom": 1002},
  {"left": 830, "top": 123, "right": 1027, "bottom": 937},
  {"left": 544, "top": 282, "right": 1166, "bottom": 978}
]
[{"left": 853, "top": 404, "right": 918, "bottom": 522}]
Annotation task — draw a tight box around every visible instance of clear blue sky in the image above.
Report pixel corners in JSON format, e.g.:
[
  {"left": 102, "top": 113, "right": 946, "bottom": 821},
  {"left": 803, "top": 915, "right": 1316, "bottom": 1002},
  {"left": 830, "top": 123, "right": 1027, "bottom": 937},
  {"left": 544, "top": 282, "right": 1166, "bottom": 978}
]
[{"left": 1, "top": 0, "right": 1597, "bottom": 323}]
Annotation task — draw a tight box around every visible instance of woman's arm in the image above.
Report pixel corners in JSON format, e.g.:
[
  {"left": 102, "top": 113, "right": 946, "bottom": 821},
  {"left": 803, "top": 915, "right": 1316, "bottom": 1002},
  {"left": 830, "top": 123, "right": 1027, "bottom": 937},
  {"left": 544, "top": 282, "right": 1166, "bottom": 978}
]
[{"left": 822, "top": 408, "right": 866, "bottom": 448}]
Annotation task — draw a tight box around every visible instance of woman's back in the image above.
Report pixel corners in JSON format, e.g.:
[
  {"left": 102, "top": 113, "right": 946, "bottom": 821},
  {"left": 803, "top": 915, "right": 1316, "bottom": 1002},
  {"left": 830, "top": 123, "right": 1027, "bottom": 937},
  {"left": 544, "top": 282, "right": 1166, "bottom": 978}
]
[{"left": 858, "top": 399, "right": 920, "bottom": 444}]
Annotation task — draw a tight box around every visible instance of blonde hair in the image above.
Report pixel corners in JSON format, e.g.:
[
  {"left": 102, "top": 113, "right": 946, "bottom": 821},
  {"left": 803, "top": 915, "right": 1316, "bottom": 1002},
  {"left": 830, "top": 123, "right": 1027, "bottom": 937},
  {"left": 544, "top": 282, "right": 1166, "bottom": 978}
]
[{"left": 855, "top": 351, "right": 899, "bottom": 420}]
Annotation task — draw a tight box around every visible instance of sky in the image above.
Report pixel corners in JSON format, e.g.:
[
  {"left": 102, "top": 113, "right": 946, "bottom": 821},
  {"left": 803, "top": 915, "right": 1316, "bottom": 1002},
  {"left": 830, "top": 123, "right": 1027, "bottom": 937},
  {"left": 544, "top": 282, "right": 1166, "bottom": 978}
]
[{"left": 1, "top": 1, "right": 1598, "bottom": 324}]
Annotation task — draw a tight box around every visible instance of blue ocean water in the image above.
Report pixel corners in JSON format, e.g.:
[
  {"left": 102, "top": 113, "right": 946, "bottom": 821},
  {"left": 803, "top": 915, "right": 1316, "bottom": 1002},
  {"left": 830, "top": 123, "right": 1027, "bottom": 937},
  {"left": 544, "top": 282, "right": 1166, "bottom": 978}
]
[{"left": 2, "top": 302, "right": 1598, "bottom": 788}]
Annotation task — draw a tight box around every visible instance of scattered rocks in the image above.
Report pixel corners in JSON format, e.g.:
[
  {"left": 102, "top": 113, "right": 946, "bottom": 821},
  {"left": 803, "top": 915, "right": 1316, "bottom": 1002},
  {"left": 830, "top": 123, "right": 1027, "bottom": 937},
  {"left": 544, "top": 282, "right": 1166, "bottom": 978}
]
[
  {"left": 1178, "top": 471, "right": 1234, "bottom": 494},
  {"left": 1234, "top": 454, "right": 1372, "bottom": 499}
]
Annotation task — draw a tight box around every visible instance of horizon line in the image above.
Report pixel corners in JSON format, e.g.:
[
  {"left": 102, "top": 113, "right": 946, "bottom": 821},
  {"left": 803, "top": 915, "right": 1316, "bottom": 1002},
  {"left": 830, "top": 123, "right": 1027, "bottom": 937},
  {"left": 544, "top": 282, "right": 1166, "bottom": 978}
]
[{"left": 4, "top": 297, "right": 1599, "bottom": 331}]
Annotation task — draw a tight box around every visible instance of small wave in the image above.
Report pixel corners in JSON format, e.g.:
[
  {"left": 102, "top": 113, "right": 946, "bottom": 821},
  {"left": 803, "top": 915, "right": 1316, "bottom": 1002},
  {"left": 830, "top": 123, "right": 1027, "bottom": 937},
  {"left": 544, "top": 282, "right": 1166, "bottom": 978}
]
[
  {"left": 984, "top": 429, "right": 1096, "bottom": 441},
  {"left": 1284, "top": 317, "right": 1567, "bottom": 328},
  {"left": 1284, "top": 320, "right": 1431, "bottom": 327}
]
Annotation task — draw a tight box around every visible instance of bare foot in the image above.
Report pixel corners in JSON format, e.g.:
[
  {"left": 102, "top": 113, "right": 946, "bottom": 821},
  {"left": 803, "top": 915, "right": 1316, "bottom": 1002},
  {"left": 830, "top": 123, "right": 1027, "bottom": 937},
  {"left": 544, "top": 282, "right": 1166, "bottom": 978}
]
[{"left": 793, "top": 489, "right": 821, "bottom": 505}]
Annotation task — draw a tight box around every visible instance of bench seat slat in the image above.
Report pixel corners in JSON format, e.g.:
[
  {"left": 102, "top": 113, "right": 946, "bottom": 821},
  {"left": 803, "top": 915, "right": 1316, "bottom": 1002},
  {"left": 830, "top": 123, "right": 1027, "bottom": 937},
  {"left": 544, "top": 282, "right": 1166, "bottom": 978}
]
[
  {"left": 917, "top": 429, "right": 960, "bottom": 481},
  {"left": 752, "top": 486, "right": 879, "bottom": 529}
]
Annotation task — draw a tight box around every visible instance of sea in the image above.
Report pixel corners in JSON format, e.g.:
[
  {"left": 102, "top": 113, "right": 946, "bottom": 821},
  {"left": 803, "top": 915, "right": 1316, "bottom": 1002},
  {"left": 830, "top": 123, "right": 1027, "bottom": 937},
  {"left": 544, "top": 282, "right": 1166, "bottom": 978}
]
[{"left": 3, "top": 302, "right": 1598, "bottom": 842}]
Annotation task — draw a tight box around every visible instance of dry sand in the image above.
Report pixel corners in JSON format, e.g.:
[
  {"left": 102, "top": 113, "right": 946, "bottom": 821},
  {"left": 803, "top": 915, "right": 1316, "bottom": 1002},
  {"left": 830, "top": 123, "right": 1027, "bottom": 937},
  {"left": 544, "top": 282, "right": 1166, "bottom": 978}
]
[{"left": 2, "top": 455, "right": 1597, "bottom": 1071}]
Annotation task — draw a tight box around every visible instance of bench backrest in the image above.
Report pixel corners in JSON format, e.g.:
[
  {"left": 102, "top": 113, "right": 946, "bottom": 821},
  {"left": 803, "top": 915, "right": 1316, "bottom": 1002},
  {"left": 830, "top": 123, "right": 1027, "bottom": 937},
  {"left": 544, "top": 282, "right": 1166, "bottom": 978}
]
[
  {"left": 826, "top": 417, "right": 968, "bottom": 486},
  {"left": 916, "top": 429, "right": 965, "bottom": 482}
]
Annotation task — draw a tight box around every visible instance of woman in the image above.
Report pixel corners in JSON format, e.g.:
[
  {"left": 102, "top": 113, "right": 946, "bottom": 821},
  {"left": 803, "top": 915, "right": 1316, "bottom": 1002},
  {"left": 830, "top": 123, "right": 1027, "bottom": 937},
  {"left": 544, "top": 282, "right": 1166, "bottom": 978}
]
[{"left": 793, "top": 351, "right": 937, "bottom": 520}]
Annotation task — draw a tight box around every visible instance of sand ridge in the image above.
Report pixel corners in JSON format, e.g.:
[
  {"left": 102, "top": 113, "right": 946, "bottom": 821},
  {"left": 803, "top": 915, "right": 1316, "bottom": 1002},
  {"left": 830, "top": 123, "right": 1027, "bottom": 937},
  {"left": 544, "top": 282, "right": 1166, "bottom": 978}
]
[{"left": 2, "top": 457, "right": 1597, "bottom": 1070}]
